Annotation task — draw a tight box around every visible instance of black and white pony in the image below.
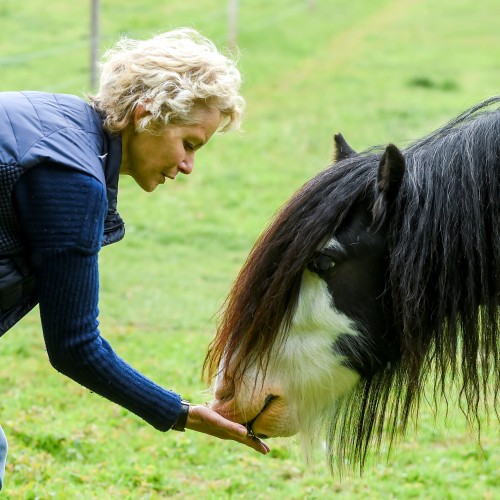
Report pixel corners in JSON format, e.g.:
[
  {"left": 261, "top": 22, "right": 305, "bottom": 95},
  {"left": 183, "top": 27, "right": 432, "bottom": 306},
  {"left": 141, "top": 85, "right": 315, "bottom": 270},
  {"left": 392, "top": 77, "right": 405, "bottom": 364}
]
[{"left": 204, "top": 97, "right": 500, "bottom": 473}]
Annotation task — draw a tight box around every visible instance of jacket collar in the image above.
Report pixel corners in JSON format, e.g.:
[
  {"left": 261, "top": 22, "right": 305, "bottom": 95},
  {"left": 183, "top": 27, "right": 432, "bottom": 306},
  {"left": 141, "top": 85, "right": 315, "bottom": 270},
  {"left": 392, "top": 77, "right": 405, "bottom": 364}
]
[{"left": 102, "top": 133, "right": 125, "bottom": 246}]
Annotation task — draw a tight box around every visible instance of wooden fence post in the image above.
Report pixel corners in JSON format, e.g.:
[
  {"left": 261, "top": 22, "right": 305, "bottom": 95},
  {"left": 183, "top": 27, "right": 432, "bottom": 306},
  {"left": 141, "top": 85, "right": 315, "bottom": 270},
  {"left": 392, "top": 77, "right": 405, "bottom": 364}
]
[
  {"left": 90, "top": 0, "right": 100, "bottom": 89},
  {"left": 228, "top": 0, "right": 239, "bottom": 50}
]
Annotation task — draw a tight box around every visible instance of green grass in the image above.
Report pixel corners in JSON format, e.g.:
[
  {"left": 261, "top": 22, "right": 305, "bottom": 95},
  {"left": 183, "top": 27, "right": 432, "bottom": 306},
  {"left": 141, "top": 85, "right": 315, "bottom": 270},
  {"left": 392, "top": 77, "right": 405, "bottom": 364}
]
[{"left": 1, "top": 0, "right": 499, "bottom": 497}]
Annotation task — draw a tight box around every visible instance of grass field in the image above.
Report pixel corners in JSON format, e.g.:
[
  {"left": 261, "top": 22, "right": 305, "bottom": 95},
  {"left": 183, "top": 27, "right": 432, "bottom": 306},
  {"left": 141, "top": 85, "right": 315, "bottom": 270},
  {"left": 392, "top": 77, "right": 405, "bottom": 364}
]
[{"left": 0, "top": 0, "right": 499, "bottom": 497}]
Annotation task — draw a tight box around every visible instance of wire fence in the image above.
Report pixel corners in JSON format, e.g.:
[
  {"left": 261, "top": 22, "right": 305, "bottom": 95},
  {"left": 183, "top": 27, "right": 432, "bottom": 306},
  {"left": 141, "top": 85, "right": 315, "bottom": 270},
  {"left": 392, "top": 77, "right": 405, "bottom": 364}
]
[{"left": 0, "top": 0, "right": 313, "bottom": 93}]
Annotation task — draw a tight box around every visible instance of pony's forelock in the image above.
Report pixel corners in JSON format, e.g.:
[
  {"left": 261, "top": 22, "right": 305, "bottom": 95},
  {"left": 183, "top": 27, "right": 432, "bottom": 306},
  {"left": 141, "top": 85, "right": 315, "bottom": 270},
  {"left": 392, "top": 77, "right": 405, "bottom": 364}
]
[{"left": 204, "top": 155, "right": 377, "bottom": 388}]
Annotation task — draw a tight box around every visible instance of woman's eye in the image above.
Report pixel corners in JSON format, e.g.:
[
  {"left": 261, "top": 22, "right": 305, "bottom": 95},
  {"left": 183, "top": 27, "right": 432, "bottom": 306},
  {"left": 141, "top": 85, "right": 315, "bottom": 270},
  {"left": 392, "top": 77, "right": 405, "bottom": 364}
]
[{"left": 184, "top": 142, "right": 194, "bottom": 151}]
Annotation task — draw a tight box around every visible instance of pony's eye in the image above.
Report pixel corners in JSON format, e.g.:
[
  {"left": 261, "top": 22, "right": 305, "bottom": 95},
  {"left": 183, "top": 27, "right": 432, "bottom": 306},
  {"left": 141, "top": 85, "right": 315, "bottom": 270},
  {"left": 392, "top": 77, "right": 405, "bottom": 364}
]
[{"left": 309, "top": 254, "right": 335, "bottom": 274}]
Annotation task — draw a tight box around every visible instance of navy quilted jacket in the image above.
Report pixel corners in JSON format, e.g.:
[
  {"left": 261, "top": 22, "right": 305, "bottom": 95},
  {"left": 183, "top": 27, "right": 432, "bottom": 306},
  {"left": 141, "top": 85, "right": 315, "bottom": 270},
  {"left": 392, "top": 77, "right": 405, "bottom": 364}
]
[{"left": 0, "top": 91, "right": 124, "bottom": 331}]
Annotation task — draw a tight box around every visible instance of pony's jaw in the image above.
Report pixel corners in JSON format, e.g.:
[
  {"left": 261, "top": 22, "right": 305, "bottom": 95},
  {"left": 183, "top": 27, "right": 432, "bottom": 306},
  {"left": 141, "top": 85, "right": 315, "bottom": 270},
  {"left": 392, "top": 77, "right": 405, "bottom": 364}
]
[{"left": 212, "top": 270, "right": 360, "bottom": 438}]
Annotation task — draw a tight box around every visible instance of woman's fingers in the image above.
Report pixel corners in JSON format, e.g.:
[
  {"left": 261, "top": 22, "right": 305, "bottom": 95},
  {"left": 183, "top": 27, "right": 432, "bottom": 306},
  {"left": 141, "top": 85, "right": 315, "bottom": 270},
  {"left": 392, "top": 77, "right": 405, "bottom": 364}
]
[{"left": 185, "top": 404, "right": 270, "bottom": 455}]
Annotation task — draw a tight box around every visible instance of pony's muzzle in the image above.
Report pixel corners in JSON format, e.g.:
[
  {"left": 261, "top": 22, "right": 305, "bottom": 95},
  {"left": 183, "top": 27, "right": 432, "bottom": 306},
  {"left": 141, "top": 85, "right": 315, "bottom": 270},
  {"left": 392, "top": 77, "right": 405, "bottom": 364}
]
[{"left": 243, "top": 394, "right": 277, "bottom": 439}]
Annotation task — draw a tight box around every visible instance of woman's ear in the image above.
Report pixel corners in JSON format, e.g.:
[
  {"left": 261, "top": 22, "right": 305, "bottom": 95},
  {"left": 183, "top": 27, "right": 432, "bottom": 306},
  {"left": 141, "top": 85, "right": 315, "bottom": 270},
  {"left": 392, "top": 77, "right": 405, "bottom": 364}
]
[{"left": 132, "top": 104, "right": 148, "bottom": 127}]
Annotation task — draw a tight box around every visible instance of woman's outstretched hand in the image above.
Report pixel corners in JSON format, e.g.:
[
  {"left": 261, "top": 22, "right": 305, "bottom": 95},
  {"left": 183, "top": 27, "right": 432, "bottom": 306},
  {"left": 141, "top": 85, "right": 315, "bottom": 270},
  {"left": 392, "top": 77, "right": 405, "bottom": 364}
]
[{"left": 185, "top": 404, "right": 270, "bottom": 455}]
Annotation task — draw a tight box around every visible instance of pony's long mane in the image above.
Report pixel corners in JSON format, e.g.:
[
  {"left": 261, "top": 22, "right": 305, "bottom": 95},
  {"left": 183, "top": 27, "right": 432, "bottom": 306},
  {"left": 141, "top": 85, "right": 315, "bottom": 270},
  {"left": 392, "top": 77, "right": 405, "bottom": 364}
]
[
  {"left": 205, "top": 97, "right": 500, "bottom": 472},
  {"left": 385, "top": 96, "right": 500, "bottom": 437}
]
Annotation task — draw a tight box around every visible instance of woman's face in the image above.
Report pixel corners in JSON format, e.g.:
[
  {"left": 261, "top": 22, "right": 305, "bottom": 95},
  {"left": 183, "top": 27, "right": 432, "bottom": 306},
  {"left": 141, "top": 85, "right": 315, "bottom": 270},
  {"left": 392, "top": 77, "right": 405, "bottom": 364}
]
[{"left": 120, "top": 105, "right": 222, "bottom": 192}]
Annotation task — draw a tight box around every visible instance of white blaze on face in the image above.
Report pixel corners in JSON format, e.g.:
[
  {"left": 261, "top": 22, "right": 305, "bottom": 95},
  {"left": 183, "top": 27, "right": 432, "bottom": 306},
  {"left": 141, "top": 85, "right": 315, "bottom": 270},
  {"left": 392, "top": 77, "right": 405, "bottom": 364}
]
[
  {"left": 262, "top": 269, "right": 361, "bottom": 435},
  {"left": 214, "top": 242, "right": 361, "bottom": 440}
]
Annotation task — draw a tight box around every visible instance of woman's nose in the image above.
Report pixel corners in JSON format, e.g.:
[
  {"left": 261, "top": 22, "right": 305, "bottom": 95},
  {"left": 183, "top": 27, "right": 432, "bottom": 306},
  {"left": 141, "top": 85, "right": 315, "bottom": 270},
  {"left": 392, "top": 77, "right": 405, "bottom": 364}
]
[{"left": 178, "top": 154, "right": 194, "bottom": 175}]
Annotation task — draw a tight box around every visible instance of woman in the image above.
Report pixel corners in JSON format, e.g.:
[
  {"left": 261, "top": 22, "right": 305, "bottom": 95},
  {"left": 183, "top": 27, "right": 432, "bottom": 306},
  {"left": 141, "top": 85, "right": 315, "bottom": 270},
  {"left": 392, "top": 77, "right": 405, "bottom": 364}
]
[{"left": 0, "top": 28, "right": 269, "bottom": 490}]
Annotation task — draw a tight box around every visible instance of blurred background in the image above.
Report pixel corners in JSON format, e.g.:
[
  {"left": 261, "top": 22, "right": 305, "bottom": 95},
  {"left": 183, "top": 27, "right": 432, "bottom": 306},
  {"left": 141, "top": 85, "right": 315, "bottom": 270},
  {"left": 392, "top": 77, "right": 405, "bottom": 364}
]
[{"left": 0, "top": 0, "right": 499, "bottom": 497}]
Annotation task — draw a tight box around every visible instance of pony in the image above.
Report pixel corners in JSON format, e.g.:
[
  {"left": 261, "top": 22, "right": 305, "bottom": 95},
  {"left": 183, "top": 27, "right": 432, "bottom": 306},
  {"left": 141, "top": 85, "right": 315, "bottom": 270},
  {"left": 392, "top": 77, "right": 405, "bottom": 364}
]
[{"left": 204, "top": 97, "right": 500, "bottom": 473}]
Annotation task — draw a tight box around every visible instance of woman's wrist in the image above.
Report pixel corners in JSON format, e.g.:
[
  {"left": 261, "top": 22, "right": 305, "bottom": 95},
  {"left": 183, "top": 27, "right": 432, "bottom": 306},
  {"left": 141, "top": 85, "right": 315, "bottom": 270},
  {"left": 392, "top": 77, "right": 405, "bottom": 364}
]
[{"left": 171, "top": 400, "right": 190, "bottom": 432}]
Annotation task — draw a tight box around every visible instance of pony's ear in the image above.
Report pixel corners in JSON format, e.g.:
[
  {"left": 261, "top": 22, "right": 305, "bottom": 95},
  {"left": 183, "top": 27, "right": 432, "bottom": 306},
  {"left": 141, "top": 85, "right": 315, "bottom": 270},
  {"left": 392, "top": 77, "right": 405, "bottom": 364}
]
[
  {"left": 377, "top": 144, "right": 405, "bottom": 199},
  {"left": 332, "top": 133, "right": 357, "bottom": 163},
  {"left": 372, "top": 144, "right": 405, "bottom": 229}
]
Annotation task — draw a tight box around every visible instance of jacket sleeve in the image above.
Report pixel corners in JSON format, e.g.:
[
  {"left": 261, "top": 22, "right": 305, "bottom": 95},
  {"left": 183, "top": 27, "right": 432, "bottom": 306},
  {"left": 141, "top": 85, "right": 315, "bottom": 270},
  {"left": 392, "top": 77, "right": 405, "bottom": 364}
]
[{"left": 13, "top": 162, "right": 182, "bottom": 431}]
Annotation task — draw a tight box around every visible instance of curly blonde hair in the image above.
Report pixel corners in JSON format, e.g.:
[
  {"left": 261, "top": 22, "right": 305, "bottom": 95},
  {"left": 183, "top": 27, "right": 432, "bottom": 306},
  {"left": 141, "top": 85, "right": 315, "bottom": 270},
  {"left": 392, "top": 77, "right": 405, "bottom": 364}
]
[{"left": 88, "top": 28, "right": 245, "bottom": 134}]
